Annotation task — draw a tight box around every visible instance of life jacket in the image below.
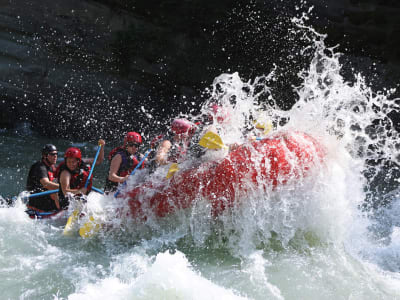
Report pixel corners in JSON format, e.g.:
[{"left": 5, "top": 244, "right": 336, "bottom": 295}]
[
  {"left": 57, "top": 161, "right": 92, "bottom": 208},
  {"left": 108, "top": 147, "right": 141, "bottom": 177},
  {"left": 48, "top": 165, "right": 56, "bottom": 182},
  {"left": 104, "top": 147, "right": 141, "bottom": 192}
]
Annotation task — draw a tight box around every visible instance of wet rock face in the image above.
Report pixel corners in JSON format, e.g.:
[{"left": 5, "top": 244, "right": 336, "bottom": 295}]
[
  {"left": 0, "top": 0, "right": 236, "bottom": 139},
  {"left": 0, "top": 0, "right": 398, "bottom": 139},
  {"left": 309, "top": 0, "right": 400, "bottom": 85}
]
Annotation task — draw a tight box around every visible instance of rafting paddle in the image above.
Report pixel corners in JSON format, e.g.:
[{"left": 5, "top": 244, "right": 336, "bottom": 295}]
[
  {"left": 27, "top": 189, "right": 59, "bottom": 198},
  {"left": 198, "top": 131, "right": 228, "bottom": 150},
  {"left": 79, "top": 148, "right": 152, "bottom": 239},
  {"left": 166, "top": 132, "right": 227, "bottom": 179},
  {"left": 166, "top": 163, "right": 179, "bottom": 179},
  {"left": 63, "top": 144, "right": 102, "bottom": 236}
]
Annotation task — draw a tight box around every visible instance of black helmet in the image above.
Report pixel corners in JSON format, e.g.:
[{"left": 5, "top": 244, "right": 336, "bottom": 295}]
[{"left": 42, "top": 144, "right": 57, "bottom": 156}]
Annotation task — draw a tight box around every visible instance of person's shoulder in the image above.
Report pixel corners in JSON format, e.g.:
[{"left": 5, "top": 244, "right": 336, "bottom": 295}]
[
  {"left": 31, "top": 160, "right": 47, "bottom": 170},
  {"left": 108, "top": 146, "right": 124, "bottom": 160},
  {"left": 30, "top": 160, "right": 42, "bottom": 167},
  {"left": 111, "top": 152, "right": 123, "bottom": 161},
  {"left": 59, "top": 167, "right": 71, "bottom": 177}
]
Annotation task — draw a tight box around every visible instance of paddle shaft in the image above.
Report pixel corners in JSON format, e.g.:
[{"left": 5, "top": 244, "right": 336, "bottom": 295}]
[
  {"left": 27, "top": 189, "right": 58, "bottom": 198},
  {"left": 114, "top": 148, "right": 152, "bottom": 197},
  {"left": 84, "top": 145, "right": 102, "bottom": 188},
  {"left": 92, "top": 187, "right": 104, "bottom": 194},
  {"left": 28, "top": 186, "right": 104, "bottom": 199}
]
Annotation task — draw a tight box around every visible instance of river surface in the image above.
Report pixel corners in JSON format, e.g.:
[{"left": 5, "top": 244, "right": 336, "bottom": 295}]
[{"left": 1, "top": 13, "right": 400, "bottom": 300}]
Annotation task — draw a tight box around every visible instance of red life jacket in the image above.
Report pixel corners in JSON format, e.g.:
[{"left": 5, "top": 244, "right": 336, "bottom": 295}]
[
  {"left": 57, "top": 161, "right": 92, "bottom": 191},
  {"left": 48, "top": 165, "right": 55, "bottom": 182}
]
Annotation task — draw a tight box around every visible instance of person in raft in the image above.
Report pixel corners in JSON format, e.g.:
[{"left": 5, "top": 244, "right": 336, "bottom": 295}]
[
  {"left": 104, "top": 132, "right": 145, "bottom": 193},
  {"left": 26, "top": 144, "right": 60, "bottom": 212},
  {"left": 57, "top": 139, "right": 105, "bottom": 209},
  {"left": 154, "top": 118, "right": 200, "bottom": 166}
]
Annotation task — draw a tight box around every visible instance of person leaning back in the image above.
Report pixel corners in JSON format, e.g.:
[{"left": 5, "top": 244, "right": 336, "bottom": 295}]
[{"left": 26, "top": 144, "right": 60, "bottom": 211}]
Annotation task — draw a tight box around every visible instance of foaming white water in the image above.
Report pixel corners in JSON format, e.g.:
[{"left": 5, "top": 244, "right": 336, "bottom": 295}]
[
  {"left": 68, "top": 250, "right": 247, "bottom": 300},
  {"left": 84, "top": 16, "right": 395, "bottom": 260}
]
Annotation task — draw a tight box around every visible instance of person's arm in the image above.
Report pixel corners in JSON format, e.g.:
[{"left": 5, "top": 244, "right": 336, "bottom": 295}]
[
  {"left": 95, "top": 139, "right": 105, "bottom": 165},
  {"left": 108, "top": 154, "right": 128, "bottom": 183},
  {"left": 38, "top": 167, "right": 60, "bottom": 209},
  {"left": 155, "top": 140, "right": 172, "bottom": 165},
  {"left": 60, "top": 170, "right": 87, "bottom": 196},
  {"left": 34, "top": 164, "right": 59, "bottom": 190},
  {"left": 39, "top": 178, "right": 59, "bottom": 190},
  {"left": 83, "top": 139, "right": 106, "bottom": 165}
]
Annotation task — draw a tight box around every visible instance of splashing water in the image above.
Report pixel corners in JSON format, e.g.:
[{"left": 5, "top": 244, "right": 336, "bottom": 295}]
[{"left": 2, "top": 11, "right": 400, "bottom": 300}]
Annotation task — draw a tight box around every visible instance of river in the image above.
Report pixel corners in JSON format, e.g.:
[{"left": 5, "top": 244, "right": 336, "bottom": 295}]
[{"left": 1, "top": 14, "right": 400, "bottom": 300}]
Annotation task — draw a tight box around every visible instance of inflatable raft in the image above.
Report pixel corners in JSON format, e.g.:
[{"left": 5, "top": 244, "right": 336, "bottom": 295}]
[
  {"left": 124, "top": 131, "right": 325, "bottom": 219},
  {"left": 25, "top": 207, "right": 67, "bottom": 219}
]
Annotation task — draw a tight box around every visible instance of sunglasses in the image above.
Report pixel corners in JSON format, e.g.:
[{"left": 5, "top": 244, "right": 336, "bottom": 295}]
[
  {"left": 127, "top": 142, "right": 140, "bottom": 148},
  {"left": 48, "top": 152, "right": 58, "bottom": 156}
]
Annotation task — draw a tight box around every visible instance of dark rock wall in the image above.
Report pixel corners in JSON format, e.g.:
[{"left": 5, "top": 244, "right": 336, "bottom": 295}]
[
  {"left": 309, "top": 0, "right": 400, "bottom": 90},
  {"left": 0, "top": 0, "right": 236, "bottom": 139},
  {"left": 0, "top": 0, "right": 399, "bottom": 140}
]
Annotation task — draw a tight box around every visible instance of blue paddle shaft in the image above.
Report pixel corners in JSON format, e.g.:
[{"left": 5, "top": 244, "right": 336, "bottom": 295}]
[
  {"left": 28, "top": 186, "right": 103, "bottom": 198},
  {"left": 114, "top": 148, "right": 152, "bottom": 197},
  {"left": 28, "top": 189, "right": 59, "bottom": 198},
  {"left": 92, "top": 187, "right": 104, "bottom": 194},
  {"left": 84, "top": 145, "right": 102, "bottom": 188}
]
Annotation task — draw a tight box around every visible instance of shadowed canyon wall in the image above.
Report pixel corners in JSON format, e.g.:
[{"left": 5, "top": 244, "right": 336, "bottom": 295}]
[{"left": 0, "top": 0, "right": 399, "bottom": 139}]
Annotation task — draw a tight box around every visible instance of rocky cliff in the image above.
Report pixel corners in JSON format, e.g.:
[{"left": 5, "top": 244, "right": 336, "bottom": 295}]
[{"left": 0, "top": 0, "right": 398, "bottom": 139}]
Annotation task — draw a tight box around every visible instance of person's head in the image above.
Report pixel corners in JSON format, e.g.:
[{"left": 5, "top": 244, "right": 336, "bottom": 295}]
[
  {"left": 171, "top": 119, "right": 194, "bottom": 140},
  {"left": 64, "top": 147, "right": 82, "bottom": 171},
  {"left": 123, "top": 132, "right": 142, "bottom": 154},
  {"left": 41, "top": 144, "right": 58, "bottom": 165},
  {"left": 208, "top": 104, "right": 230, "bottom": 124}
]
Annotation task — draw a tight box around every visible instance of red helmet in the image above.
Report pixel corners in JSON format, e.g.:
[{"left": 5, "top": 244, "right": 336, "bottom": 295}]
[
  {"left": 171, "top": 119, "right": 193, "bottom": 134},
  {"left": 64, "top": 147, "right": 82, "bottom": 161},
  {"left": 124, "top": 132, "right": 142, "bottom": 147}
]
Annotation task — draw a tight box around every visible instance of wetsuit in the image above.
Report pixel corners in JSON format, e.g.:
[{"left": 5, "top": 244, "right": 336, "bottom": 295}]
[
  {"left": 104, "top": 148, "right": 140, "bottom": 193},
  {"left": 26, "top": 160, "right": 58, "bottom": 211}
]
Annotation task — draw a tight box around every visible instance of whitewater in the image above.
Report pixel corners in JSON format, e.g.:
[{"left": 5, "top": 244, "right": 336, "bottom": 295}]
[{"left": 1, "top": 12, "right": 400, "bottom": 300}]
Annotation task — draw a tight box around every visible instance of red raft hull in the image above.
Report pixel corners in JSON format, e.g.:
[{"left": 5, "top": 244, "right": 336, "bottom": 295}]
[{"left": 125, "top": 131, "right": 325, "bottom": 219}]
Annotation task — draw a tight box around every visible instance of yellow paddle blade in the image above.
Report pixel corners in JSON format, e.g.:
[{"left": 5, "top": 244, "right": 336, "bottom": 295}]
[
  {"left": 198, "top": 131, "right": 228, "bottom": 150},
  {"left": 262, "top": 122, "right": 273, "bottom": 135},
  {"left": 254, "top": 120, "right": 273, "bottom": 135},
  {"left": 79, "top": 216, "right": 101, "bottom": 239},
  {"left": 63, "top": 209, "right": 80, "bottom": 236},
  {"left": 166, "top": 163, "right": 179, "bottom": 179},
  {"left": 255, "top": 120, "right": 273, "bottom": 133}
]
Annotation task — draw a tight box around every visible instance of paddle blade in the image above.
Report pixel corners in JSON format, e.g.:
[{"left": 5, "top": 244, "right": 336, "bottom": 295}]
[
  {"left": 254, "top": 120, "right": 273, "bottom": 135},
  {"left": 79, "top": 216, "right": 101, "bottom": 239},
  {"left": 166, "top": 163, "right": 179, "bottom": 179},
  {"left": 198, "top": 132, "right": 228, "bottom": 150},
  {"left": 63, "top": 209, "right": 80, "bottom": 236}
]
